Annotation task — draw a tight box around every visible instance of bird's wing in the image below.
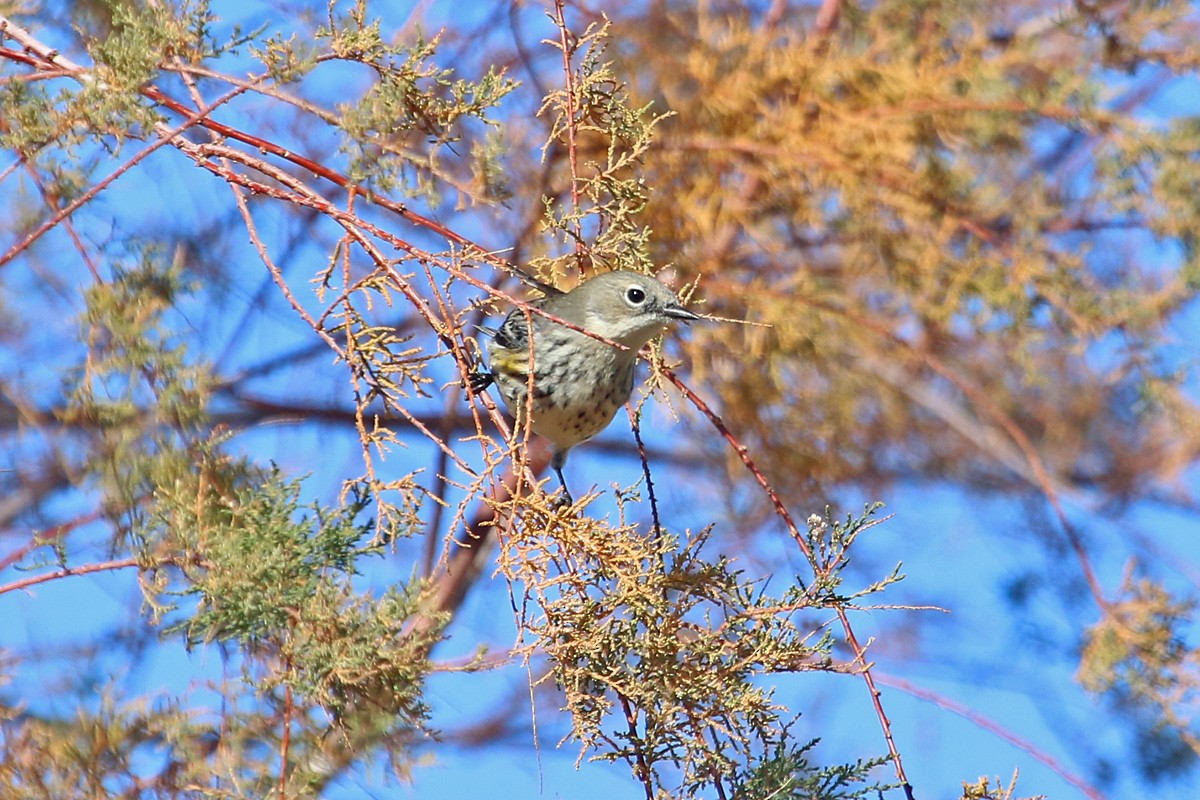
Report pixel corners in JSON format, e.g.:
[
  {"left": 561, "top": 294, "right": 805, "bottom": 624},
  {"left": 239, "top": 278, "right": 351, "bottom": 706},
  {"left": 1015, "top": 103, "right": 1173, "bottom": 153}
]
[{"left": 493, "top": 297, "right": 549, "bottom": 350}]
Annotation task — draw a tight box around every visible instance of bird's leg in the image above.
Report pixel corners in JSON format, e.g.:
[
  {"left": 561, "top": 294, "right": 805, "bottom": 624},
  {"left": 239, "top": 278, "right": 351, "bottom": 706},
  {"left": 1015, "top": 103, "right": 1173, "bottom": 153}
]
[{"left": 551, "top": 449, "right": 573, "bottom": 507}]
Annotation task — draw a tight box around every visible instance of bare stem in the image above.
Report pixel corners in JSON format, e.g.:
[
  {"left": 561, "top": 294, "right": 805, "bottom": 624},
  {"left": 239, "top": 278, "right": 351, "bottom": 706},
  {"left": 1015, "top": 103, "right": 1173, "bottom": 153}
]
[
  {"left": 551, "top": 0, "right": 585, "bottom": 263},
  {"left": 0, "top": 557, "right": 141, "bottom": 597}
]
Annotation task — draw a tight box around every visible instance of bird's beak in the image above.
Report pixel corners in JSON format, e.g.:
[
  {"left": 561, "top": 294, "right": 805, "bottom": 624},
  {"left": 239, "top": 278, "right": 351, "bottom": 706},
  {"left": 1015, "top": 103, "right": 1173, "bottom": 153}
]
[{"left": 662, "top": 304, "right": 702, "bottom": 323}]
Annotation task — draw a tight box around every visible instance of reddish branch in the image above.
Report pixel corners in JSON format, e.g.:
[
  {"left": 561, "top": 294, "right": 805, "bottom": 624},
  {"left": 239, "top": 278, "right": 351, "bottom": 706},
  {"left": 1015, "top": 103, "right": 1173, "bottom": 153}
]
[
  {"left": 835, "top": 607, "right": 911, "bottom": 794},
  {"left": 403, "top": 451, "right": 552, "bottom": 651},
  {"left": 0, "top": 19, "right": 553, "bottom": 294},
  {"left": 665, "top": 350, "right": 918, "bottom": 793},
  {"left": 877, "top": 672, "right": 1106, "bottom": 800},
  {"left": 0, "top": 556, "right": 141, "bottom": 597},
  {"left": 618, "top": 691, "right": 656, "bottom": 800},
  {"left": 836, "top": 304, "right": 1109, "bottom": 611},
  {"left": 0, "top": 509, "right": 105, "bottom": 572},
  {"left": 279, "top": 662, "right": 293, "bottom": 800},
  {"left": 811, "top": 0, "right": 842, "bottom": 39},
  {"left": 660, "top": 365, "right": 810, "bottom": 559}
]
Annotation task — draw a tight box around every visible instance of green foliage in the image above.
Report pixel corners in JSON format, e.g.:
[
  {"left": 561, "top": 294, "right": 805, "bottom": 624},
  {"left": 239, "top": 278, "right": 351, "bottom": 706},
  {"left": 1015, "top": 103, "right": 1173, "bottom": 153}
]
[
  {"left": 1078, "top": 578, "right": 1195, "bottom": 696},
  {"left": 250, "top": 31, "right": 318, "bottom": 84},
  {"left": 320, "top": 1, "right": 517, "bottom": 196},
  {"left": 3, "top": 249, "right": 437, "bottom": 793},
  {"left": 78, "top": 1, "right": 226, "bottom": 142},
  {"left": 731, "top": 733, "right": 888, "bottom": 800},
  {"left": 1078, "top": 576, "right": 1200, "bottom": 756},
  {"left": 805, "top": 503, "right": 902, "bottom": 601},
  {"left": 168, "top": 473, "right": 373, "bottom": 644},
  {"left": 58, "top": 249, "right": 225, "bottom": 541},
  {"left": 0, "top": 79, "right": 60, "bottom": 154},
  {"left": 87, "top": 2, "right": 182, "bottom": 93},
  {"left": 164, "top": 471, "right": 437, "bottom": 725}
]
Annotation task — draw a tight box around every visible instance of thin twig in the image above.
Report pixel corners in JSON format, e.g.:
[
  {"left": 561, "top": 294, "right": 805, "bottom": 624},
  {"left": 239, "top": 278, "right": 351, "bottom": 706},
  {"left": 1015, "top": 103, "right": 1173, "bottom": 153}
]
[
  {"left": 423, "top": 261, "right": 466, "bottom": 577},
  {"left": 279, "top": 661, "right": 293, "bottom": 800},
  {"left": 551, "top": 0, "right": 585, "bottom": 264},
  {"left": 835, "top": 606, "right": 911, "bottom": 796},
  {"left": 0, "top": 18, "right": 555, "bottom": 294},
  {"left": 617, "top": 692, "right": 655, "bottom": 800},
  {"left": 876, "top": 672, "right": 1106, "bottom": 800},
  {"left": 835, "top": 303, "right": 1109, "bottom": 610},
  {"left": 0, "top": 509, "right": 106, "bottom": 573},
  {"left": 0, "top": 556, "right": 141, "bottom": 596},
  {"left": 660, "top": 365, "right": 809, "bottom": 561},
  {"left": 627, "top": 401, "right": 662, "bottom": 538},
  {"left": 18, "top": 158, "right": 100, "bottom": 280}
]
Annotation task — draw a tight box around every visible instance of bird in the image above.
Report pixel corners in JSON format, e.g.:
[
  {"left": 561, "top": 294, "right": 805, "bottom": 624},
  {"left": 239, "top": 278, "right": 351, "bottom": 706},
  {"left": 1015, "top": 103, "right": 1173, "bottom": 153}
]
[{"left": 469, "top": 270, "right": 700, "bottom": 505}]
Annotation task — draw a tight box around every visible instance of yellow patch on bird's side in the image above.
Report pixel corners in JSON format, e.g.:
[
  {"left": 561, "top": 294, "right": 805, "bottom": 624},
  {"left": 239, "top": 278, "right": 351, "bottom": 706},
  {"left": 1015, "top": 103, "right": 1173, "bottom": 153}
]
[{"left": 490, "top": 350, "right": 532, "bottom": 375}]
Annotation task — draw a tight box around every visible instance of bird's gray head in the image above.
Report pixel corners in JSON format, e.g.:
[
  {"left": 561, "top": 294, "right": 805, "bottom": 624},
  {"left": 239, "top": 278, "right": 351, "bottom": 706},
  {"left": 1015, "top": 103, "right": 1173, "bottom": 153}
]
[{"left": 550, "top": 270, "right": 701, "bottom": 349}]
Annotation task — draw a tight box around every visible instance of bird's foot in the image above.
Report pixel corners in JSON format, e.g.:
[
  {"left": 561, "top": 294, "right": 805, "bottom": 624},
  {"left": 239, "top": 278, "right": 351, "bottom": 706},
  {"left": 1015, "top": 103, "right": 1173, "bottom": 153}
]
[{"left": 551, "top": 487, "right": 574, "bottom": 509}]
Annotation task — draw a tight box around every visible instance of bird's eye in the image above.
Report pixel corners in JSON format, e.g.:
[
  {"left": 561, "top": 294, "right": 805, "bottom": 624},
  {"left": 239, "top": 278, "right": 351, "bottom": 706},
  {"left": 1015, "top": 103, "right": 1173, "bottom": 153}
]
[{"left": 625, "top": 286, "right": 647, "bottom": 305}]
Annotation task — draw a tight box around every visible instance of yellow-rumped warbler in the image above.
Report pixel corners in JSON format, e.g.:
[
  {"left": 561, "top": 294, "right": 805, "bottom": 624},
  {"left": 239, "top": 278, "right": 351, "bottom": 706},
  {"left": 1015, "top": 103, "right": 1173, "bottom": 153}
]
[{"left": 469, "top": 270, "right": 700, "bottom": 505}]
